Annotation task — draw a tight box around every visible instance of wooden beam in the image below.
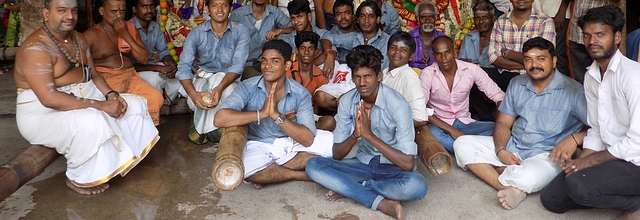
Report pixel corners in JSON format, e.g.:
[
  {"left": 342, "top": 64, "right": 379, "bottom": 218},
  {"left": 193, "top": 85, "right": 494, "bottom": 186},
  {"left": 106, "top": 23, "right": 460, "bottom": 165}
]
[{"left": 0, "top": 146, "right": 59, "bottom": 202}]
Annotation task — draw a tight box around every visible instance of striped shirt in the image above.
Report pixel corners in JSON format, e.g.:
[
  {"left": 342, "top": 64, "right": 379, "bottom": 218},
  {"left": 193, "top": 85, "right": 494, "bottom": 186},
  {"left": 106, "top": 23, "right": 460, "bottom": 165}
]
[
  {"left": 488, "top": 9, "right": 555, "bottom": 75},
  {"left": 568, "top": 0, "right": 616, "bottom": 44}
]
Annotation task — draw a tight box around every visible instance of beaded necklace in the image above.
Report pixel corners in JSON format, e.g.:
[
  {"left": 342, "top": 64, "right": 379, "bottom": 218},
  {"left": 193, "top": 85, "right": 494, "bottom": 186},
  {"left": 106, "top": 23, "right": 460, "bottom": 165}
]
[{"left": 42, "top": 23, "right": 80, "bottom": 68}]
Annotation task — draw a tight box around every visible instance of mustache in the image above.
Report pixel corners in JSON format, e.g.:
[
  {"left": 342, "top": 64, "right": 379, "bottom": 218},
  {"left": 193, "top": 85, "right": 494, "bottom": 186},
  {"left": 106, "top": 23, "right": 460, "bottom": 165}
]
[
  {"left": 529, "top": 67, "right": 544, "bottom": 72},
  {"left": 144, "top": 12, "right": 154, "bottom": 17},
  {"left": 589, "top": 45, "right": 603, "bottom": 50},
  {"left": 421, "top": 23, "right": 435, "bottom": 32}
]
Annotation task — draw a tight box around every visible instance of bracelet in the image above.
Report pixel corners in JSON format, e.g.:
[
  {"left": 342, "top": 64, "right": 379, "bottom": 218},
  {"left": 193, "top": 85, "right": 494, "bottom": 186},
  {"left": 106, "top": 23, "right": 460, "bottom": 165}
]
[
  {"left": 104, "top": 90, "right": 119, "bottom": 100},
  {"left": 502, "top": 49, "right": 510, "bottom": 58},
  {"left": 570, "top": 134, "right": 579, "bottom": 146},
  {"left": 256, "top": 110, "right": 260, "bottom": 125},
  {"left": 324, "top": 49, "right": 335, "bottom": 56},
  {"left": 496, "top": 148, "right": 506, "bottom": 156}
]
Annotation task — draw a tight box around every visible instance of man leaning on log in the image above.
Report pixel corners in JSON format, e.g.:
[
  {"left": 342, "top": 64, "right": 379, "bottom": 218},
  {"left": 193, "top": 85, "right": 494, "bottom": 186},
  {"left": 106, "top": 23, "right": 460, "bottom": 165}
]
[{"left": 13, "top": 0, "right": 159, "bottom": 195}]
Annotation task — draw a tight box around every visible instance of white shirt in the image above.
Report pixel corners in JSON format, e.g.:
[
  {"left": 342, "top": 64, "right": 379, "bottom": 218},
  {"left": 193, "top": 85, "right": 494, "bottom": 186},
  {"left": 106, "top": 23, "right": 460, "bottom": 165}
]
[
  {"left": 382, "top": 64, "right": 433, "bottom": 122},
  {"left": 583, "top": 50, "right": 640, "bottom": 166},
  {"left": 532, "top": 0, "right": 570, "bottom": 18},
  {"left": 489, "top": 0, "right": 513, "bottom": 14}
]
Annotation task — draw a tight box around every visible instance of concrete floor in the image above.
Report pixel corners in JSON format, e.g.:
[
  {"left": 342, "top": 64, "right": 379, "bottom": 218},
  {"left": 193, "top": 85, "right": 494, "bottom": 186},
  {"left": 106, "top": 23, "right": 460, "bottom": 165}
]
[{"left": 0, "top": 72, "right": 622, "bottom": 219}]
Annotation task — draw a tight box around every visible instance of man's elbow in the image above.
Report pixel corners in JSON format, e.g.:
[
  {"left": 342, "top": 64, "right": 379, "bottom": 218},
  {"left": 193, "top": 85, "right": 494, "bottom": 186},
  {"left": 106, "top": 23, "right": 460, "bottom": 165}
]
[
  {"left": 400, "top": 159, "right": 415, "bottom": 171},
  {"left": 213, "top": 111, "right": 228, "bottom": 127}
]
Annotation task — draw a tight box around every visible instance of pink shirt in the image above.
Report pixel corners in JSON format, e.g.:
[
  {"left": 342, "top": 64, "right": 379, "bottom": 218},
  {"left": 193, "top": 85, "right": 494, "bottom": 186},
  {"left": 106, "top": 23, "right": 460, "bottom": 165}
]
[{"left": 420, "top": 60, "right": 505, "bottom": 125}]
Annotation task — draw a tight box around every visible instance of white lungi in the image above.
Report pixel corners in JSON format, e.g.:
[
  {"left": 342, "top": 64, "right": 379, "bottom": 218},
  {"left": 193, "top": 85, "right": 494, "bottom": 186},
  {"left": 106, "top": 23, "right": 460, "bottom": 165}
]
[
  {"left": 16, "top": 81, "right": 159, "bottom": 187},
  {"left": 180, "top": 70, "right": 238, "bottom": 134},
  {"left": 243, "top": 130, "right": 334, "bottom": 178},
  {"left": 316, "top": 62, "right": 355, "bottom": 98},
  {"left": 454, "top": 135, "right": 562, "bottom": 193},
  {"left": 137, "top": 70, "right": 182, "bottom": 101}
]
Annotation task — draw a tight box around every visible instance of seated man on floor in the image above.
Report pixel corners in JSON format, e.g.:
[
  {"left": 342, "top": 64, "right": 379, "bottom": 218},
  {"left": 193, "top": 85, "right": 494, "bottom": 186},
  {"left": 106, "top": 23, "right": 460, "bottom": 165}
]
[
  {"left": 129, "top": 0, "right": 181, "bottom": 103},
  {"left": 280, "top": 0, "right": 327, "bottom": 57},
  {"left": 215, "top": 40, "right": 333, "bottom": 188},
  {"left": 420, "top": 36, "right": 504, "bottom": 153},
  {"left": 285, "top": 31, "right": 334, "bottom": 130},
  {"left": 177, "top": 0, "right": 250, "bottom": 144},
  {"left": 306, "top": 45, "right": 427, "bottom": 220},
  {"left": 541, "top": 6, "right": 640, "bottom": 219},
  {"left": 14, "top": 0, "right": 159, "bottom": 194},
  {"left": 454, "top": 37, "right": 588, "bottom": 210},
  {"left": 84, "top": 0, "right": 164, "bottom": 126},
  {"left": 382, "top": 31, "right": 433, "bottom": 128}
]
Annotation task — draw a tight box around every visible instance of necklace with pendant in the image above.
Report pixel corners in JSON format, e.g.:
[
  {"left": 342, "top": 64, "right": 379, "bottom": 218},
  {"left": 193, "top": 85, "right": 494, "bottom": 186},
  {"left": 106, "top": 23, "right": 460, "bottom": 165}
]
[{"left": 42, "top": 23, "right": 80, "bottom": 68}]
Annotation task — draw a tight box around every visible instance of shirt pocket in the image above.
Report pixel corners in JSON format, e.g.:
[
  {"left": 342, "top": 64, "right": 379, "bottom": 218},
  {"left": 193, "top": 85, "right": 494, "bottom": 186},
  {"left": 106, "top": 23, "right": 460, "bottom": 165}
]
[
  {"left": 219, "top": 44, "right": 234, "bottom": 65},
  {"left": 535, "top": 108, "right": 564, "bottom": 134}
]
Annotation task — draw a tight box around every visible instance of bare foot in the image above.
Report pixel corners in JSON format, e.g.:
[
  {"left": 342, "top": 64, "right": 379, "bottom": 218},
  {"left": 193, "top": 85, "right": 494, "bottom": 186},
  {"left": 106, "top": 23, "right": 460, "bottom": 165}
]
[
  {"left": 326, "top": 190, "right": 345, "bottom": 201},
  {"left": 66, "top": 178, "right": 109, "bottom": 195},
  {"left": 252, "top": 183, "right": 263, "bottom": 190},
  {"left": 377, "top": 199, "right": 404, "bottom": 220},
  {"left": 497, "top": 186, "right": 526, "bottom": 210},
  {"left": 618, "top": 209, "right": 640, "bottom": 220}
]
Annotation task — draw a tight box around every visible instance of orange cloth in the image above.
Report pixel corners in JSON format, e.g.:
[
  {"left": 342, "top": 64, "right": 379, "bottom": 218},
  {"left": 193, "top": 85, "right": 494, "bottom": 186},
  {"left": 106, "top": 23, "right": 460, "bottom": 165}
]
[
  {"left": 96, "top": 67, "right": 164, "bottom": 126},
  {"left": 286, "top": 62, "right": 329, "bottom": 104},
  {"left": 117, "top": 22, "right": 137, "bottom": 53}
]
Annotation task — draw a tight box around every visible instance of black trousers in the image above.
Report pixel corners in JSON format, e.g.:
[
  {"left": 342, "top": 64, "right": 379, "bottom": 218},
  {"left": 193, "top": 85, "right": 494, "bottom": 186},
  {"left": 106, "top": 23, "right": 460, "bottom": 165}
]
[
  {"left": 540, "top": 160, "right": 640, "bottom": 213},
  {"left": 468, "top": 67, "right": 518, "bottom": 121},
  {"left": 569, "top": 41, "right": 593, "bottom": 84}
]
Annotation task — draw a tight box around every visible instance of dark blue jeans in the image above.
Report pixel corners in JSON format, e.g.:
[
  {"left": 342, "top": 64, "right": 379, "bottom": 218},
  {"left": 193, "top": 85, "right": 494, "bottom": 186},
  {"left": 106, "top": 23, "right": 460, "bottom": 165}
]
[
  {"left": 428, "top": 119, "right": 495, "bottom": 153},
  {"left": 306, "top": 156, "right": 427, "bottom": 210},
  {"left": 540, "top": 160, "right": 640, "bottom": 213}
]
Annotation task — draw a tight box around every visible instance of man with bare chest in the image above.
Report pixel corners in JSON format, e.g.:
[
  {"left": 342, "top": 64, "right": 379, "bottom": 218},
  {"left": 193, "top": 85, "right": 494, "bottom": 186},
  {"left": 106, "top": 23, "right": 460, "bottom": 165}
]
[
  {"left": 83, "top": 0, "right": 163, "bottom": 125},
  {"left": 14, "top": 0, "right": 158, "bottom": 195}
]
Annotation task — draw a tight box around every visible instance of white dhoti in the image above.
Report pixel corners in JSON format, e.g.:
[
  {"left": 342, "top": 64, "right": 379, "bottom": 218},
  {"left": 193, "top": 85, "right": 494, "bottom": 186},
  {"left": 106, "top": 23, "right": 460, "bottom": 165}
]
[
  {"left": 15, "top": 81, "right": 159, "bottom": 187},
  {"left": 316, "top": 62, "right": 355, "bottom": 98},
  {"left": 137, "top": 70, "right": 182, "bottom": 101},
  {"left": 453, "top": 135, "right": 562, "bottom": 193},
  {"left": 242, "top": 130, "right": 334, "bottom": 178},
  {"left": 180, "top": 70, "right": 237, "bottom": 134}
]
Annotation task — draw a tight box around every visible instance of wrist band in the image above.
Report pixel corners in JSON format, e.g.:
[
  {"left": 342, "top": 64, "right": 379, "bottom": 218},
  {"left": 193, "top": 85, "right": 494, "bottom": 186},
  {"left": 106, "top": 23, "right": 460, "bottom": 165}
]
[
  {"left": 324, "top": 49, "right": 335, "bottom": 56},
  {"left": 104, "top": 90, "right": 119, "bottom": 100},
  {"left": 570, "top": 134, "right": 579, "bottom": 146},
  {"left": 496, "top": 148, "right": 506, "bottom": 156},
  {"left": 257, "top": 110, "right": 260, "bottom": 125}
]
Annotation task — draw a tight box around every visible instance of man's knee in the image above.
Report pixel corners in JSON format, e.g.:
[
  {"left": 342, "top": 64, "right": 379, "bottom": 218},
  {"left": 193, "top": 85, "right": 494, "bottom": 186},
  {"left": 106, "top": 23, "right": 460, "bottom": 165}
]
[
  {"left": 540, "top": 185, "right": 569, "bottom": 214},
  {"left": 565, "top": 172, "right": 597, "bottom": 207},
  {"left": 305, "top": 156, "right": 331, "bottom": 180},
  {"left": 397, "top": 172, "right": 428, "bottom": 201},
  {"left": 138, "top": 71, "right": 164, "bottom": 90}
]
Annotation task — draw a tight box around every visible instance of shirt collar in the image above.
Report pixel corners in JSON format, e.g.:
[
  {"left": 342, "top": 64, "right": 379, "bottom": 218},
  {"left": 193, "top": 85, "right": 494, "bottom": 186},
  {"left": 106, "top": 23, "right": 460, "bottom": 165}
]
[
  {"left": 522, "top": 69, "right": 565, "bottom": 94},
  {"left": 384, "top": 64, "right": 410, "bottom": 78},
  {"left": 201, "top": 20, "right": 233, "bottom": 33},
  {"left": 587, "top": 50, "right": 623, "bottom": 83},
  {"left": 244, "top": 4, "right": 275, "bottom": 16},
  {"left": 257, "top": 76, "right": 293, "bottom": 95},
  {"left": 349, "top": 83, "right": 388, "bottom": 110},
  {"left": 507, "top": 8, "right": 538, "bottom": 22},
  {"left": 358, "top": 30, "right": 383, "bottom": 42}
]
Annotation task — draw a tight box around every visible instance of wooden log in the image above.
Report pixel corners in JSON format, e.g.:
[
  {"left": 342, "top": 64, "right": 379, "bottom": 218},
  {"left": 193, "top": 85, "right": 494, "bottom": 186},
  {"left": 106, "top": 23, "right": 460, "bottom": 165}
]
[
  {"left": 211, "top": 126, "right": 248, "bottom": 191},
  {"left": 415, "top": 125, "right": 452, "bottom": 176},
  {"left": 0, "top": 145, "right": 59, "bottom": 202},
  {"left": 0, "top": 47, "right": 19, "bottom": 61}
]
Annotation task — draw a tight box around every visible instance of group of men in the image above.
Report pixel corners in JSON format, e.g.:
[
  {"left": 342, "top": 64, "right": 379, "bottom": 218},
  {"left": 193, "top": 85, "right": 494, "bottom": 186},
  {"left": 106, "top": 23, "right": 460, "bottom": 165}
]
[{"left": 12, "top": 0, "right": 640, "bottom": 219}]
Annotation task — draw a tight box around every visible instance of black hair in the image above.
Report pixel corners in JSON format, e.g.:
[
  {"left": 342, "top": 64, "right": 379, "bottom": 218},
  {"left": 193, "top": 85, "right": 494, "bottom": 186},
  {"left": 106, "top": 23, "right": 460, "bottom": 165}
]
[
  {"left": 205, "top": 0, "right": 235, "bottom": 6},
  {"left": 295, "top": 31, "right": 320, "bottom": 48},
  {"left": 263, "top": 40, "right": 293, "bottom": 62},
  {"left": 387, "top": 31, "right": 416, "bottom": 54},
  {"left": 432, "top": 35, "right": 454, "bottom": 48},
  {"left": 578, "top": 5, "right": 625, "bottom": 34},
  {"left": 287, "top": 0, "right": 311, "bottom": 16},
  {"left": 332, "top": 0, "right": 354, "bottom": 14},
  {"left": 522, "top": 37, "right": 555, "bottom": 56},
  {"left": 355, "top": 1, "right": 383, "bottom": 32},
  {"left": 44, "top": 0, "right": 52, "bottom": 9},
  {"left": 346, "top": 45, "right": 383, "bottom": 75}
]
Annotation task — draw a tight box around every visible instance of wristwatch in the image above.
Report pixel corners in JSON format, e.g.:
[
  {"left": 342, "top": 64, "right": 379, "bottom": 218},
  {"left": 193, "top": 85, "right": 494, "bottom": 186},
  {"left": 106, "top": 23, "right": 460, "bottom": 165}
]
[{"left": 275, "top": 114, "right": 285, "bottom": 125}]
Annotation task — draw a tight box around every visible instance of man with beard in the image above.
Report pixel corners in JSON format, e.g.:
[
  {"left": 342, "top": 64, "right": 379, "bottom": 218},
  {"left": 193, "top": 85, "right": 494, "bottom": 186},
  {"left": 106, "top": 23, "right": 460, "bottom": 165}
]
[
  {"left": 454, "top": 37, "right": 588, "bottom": 210},
  {"left": 421, "top": 36, "right": 504, "bottom": 153},
  {"left": 306, "top": 45, "right": 427, "bottom": 220},
  {"left": 327, "top": 0, "right": 356, "bottom": 63},
  {"left": 84, "top": 0, "right": 164, "bottom": 126},
  {"left": 280, "top": 0, "right": 327, "bottom": 56},
  {"left": 129, "top": 0, "right": 181, "bottom": 103},
  {"left": 14, "top": 0, "right": 159, "bottom": 194},
  {"left": 369, "top": 0, "right": 399, "bottom": 35},
  {"left": 215, "top": 40, "right": 333, "bottom": 188},
  {"left": 541, "top": 6, "right": 640, "bottom": 220},
  {"left": 230, "top": 0, "right": 293, "bottom": 80},
  {"left": 409, "top": 0, "right": 447, "bottom": 70},
  {"left": 487, "top": 0, "right": 555, "bottom": 91},
  {"left": 177, "top": 0, "right": 250, "bottom": 144}
]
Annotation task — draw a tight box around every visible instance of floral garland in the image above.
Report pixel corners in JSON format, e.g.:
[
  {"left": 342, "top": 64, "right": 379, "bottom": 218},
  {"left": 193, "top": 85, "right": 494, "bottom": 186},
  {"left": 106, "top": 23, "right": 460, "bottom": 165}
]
[{"left": 158, "top": 0, "right": 207, "bottom": 62}]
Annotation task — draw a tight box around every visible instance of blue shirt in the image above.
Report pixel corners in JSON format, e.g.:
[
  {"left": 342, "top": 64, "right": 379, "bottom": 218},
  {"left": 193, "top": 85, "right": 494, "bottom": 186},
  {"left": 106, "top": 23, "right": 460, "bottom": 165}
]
[
  {"left": 176, "top": 21, "right": 250, "bottom": 81},
  {"left": 334, "top": 83, "right": 417, "bottom": 164},
  {"left": 230, "top": 5, "right": 292, "bottom": 63},
  {"left": 626, "top": 29, "right": 640, "bottom": 61},
  {"left": 128, "top": 17, "right": 170, "bottom": 63},
  {"left": 280, "top": 26, "right": 329, "bottom": 53},
  {"left": 322, "top": 30, "right": 390, "bottom": 69},
  {"left": 380, "top": 3, "right": 399, "bottom": 35},
  {"left": 458, "top": 30, "right": 492, "bottom": 68},
  {"left": 328, "top": 28, "right": 352, "bottom": 62},
  {"left": 499, "top": 71, "right": 588, "bottom": 160},
  {"left": 217, "top": 76, "right": 316, "bottom": 144}
]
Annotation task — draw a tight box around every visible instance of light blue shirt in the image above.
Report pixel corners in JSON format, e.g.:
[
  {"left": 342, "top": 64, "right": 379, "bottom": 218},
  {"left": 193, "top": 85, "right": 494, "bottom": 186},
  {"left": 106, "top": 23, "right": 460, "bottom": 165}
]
[
  {"left": 380, "top": 3, "right": 399, "bottom": 35},
  {"left": 230, "top": 5, "right": 292, "bottom": 63},
  {"left": 322, "top": 30, "right": 390, "bottom": 69},
  {"left": 458, "top": 30, "right": 492, "bottom": 68},
  {"left": 328, "top": 28, "right": 352, "bottom": 62},
  {"left": 176, "top": 21, "right": 250, "bottom": 81},
  {"left": 128, "top": 17, "right": 170, "bottom": 63},
  {"left": 280, "top": 26, "right": 329, "bottom": 53},
  {"left": 500, "top": 71, "right": 588, "bottom": 160},
  {"left": 334, "top": 83, "right": 417, "bottom": 164},
  {"left": 217, "top": 76, "right": 316, "bottom": 144}
]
